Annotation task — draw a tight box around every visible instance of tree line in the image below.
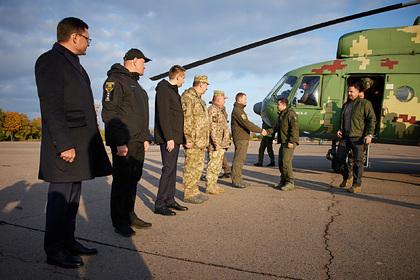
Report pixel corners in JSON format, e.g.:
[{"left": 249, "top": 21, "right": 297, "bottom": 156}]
[{"left": 0, "top": 108, "right": 41, "bottom": 141}]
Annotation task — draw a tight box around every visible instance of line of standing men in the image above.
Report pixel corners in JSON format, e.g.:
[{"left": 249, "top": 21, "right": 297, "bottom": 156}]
[{"left": 34, "top": 16, "right": 309, "bottom": 270}]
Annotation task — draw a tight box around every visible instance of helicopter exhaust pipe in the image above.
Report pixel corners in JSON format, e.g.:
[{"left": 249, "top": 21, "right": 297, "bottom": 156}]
[{"left": 253, "top": 102, "right": 262, "bottom": 115}]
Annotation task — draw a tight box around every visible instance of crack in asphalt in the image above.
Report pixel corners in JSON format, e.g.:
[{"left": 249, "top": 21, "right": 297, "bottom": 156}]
[
  {"left": 1, "top": 220, "right": 303, "bottom": 280},
  {"left": 323, "top": 190, "right": 341, "bottom": 280}
]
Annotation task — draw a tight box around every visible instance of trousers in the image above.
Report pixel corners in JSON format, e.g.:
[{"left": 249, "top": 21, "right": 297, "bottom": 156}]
[
  {"left": 110, "top": 142, "right": 144, "bottom": 228},
  {"left": 155, "top": 144, "right": 180, "bottom": 208},
  {"left": 44, "top": 182, "right": 81, "bottom": 255}
]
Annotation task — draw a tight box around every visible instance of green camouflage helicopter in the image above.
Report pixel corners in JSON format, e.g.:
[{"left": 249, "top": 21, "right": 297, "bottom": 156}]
[
  {"left": 253, "top": 16, "right": 420, "bottom": 170},
  {"left": 151, "top": 1, "right": 420, "bottom": 171}
]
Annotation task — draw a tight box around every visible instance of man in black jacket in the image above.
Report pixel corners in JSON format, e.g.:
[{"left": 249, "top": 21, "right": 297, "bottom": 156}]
[
  {"left": 35, "top": 17, "right": 112, "bottom": 268},
  {"left": 102, "top": 48, "right": 153, "bottom": 237},
  {"left": 154, "top": 65, "right": 189, "bottom": 215}
]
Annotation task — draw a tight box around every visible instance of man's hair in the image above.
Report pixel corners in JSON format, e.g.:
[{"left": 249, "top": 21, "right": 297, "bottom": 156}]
[
  {"left": 57, "top": 17, "right": 89, "bottom": 42},
  {"left": 235, "top": 92, "right": 247, "bottom": 102},
  {"left": 349, "top": 80, "right": 365, "bottom": 92},
  {"left": 168, "top": 65, "right": 186, "bottom": 79},
  {"left": 277, "top": 97, "right": 288, "bottom": 106}
]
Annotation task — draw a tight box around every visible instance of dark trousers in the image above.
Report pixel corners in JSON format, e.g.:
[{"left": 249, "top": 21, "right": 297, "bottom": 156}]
[
  {"left": 278, "top": 144, "right": 295, "bottom": 184},
  {"left": 44, "top": 182, "right": 81, "bottom": 255},
  {"left": 337, "top": 137, "right": 364, "bottom": 186},
  {"left": 155, "top": 144, "right": 180, "bottom": 209},
  {"left": 232, "top": 140, "right": 249, "bottom": 184},
  {"left": 257, "top": 136, "right": 274, "bottom": 164},
  {"left": 111, "top": 142, "right": 144, "bottom": 228}
]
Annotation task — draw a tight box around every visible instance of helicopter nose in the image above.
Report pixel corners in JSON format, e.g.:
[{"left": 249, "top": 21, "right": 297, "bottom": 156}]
[{"left": 253, "top": 102, "right": 262, "bottom": 115}]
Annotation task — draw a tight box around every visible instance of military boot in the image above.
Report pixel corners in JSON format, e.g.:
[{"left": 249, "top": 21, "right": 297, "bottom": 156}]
[
  {"left": 348, "top": 185, "right": 362, "bottom": 193},
  {"left": 273, "top": 180, "right": 285, "bottom": 190},
  {"left": 183, "top": 195, "right": 204, "bottom": 204},
  {"left": 232, "top": 182, "right": 246, "bottom": 188},
  {"left": 206, "top": 187, "right": 221, "bottom": 195},
  {"left": 218, "top": 172, "right": 231, "bottom": 179},
  {"left": 208, "top": 185, "right": 225, "bottom": 194},
  {"left": 197, "top": 193, "right": 209, "bottom": 201},
  {"left": 339, "top": 179, "right": 348, "bottom": 188},
  {"left": 281, "top": 182, "right": 295, "bottom": 191}
]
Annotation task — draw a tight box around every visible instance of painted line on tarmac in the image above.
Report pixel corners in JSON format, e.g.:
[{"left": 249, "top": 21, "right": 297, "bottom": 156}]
[{"left": 1, "top": 220, "right": 303, "bottom": 280}]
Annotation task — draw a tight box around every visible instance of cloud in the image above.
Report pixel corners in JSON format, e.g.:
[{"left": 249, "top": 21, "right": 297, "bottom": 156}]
[{"left": 0, "top": 0, "right": 418, "bottom": 127}]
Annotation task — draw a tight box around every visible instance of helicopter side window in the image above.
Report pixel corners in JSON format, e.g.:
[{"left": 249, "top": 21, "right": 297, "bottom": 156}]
[{"left": 295, "top": 76, "right": 320, "bottom": 106}]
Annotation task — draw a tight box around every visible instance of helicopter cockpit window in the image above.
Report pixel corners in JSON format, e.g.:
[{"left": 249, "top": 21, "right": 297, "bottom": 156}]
[
  {"left": 294, "top": 76, "right": 320, "bottom": 106},
  {"left": 266, "top": 75, "right": 297, "bottom": 101}
]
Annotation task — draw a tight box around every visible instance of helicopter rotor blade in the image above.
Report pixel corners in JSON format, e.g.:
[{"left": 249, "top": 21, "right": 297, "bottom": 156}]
[{"left": 150, "top": 0, "right": 420, "bottom": 81}]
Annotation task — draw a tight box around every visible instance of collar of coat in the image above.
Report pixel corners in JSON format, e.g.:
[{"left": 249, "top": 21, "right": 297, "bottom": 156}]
[
  {"left": 278, "top": 107, "right": 290, "bottom": 116},
  {"left": 234, "top": 102, "right": 246, "bottom": 109},
  {"left": 53, "top": 42, "right": 78, "bottom": 59}
]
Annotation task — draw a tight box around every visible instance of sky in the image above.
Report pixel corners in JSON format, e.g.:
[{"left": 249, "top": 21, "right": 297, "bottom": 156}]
[{"left": 0, "top": 0, "right": 419, "bottom": 125}]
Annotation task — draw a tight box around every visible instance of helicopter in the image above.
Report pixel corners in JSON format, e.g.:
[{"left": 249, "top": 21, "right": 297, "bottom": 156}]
[
  {"left": 253, "top": 16, "right": 420, "bottom": 170},
  {"left": 150, "top": 1, "right": 420, "bottom": 171}
]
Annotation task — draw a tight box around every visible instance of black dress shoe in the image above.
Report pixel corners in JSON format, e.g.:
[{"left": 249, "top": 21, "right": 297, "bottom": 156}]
[
  {"left": 131, "top": 217, "right": 152, "bottom": 229},
  {"left": 47, "top": 250, "right": 83, "bottom": 269},
  {"left": 154, "top": 207, "right": 176, "bottom": 216},
  {"left": 66, "top": 241, "right": 98, "bottom": 255},
  {"left": 254, "top": 163, "right": 263, "bottom": 167},
  {"left": 167, "top": 202, "right": 189, "bottom": 211},
  {"left": 114, "top": 225, "right": 135, "bottom": 237},
  {"left": 266, "top": 162, "right": 275, "bottom": 167}
]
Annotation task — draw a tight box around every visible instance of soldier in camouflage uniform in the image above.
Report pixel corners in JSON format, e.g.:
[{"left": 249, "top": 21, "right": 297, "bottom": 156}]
[
  {"left": 206, "top": 90, "right": 230, "bottom": 194},
  {"left": 181, "top": 75, "right": 210, "bottom": 204}
]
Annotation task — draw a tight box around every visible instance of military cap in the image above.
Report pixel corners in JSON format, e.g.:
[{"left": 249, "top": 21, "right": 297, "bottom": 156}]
[
  {"left": 213, "top": 90, "right": 227, "bottom": 99},
  {"left": 194, "top": 75, "right": 209, "bottom": 84},
  {"left": 123, "top": 48, "right": 151, "bottom": 62}
]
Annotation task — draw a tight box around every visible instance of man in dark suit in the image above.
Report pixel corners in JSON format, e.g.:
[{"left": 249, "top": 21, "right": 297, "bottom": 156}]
[
  {"left": 35, "top": 17, "right": 112, "bottom": 269},
  {"left": 154, "top": 65, "right": 189, "bottom": 215}
]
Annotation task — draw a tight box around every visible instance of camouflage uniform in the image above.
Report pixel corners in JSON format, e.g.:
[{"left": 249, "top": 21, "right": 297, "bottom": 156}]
[
  {"left": 206, "top": 92, "right": 230, "bottom": 194},
  {"left": 181, "top": 85, "right": 209, "bottom": 200}
]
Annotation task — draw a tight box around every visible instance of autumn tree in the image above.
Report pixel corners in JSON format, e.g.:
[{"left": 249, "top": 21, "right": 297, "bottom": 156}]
[
  {"left": 0, "top": 108, "right": 5, "bottom": 140},
  {"left": 30, "top": 117, "right": 42, "bottom": 139},
  {"left": 2, "top": 112, "right": 31, "bottom": 141}
]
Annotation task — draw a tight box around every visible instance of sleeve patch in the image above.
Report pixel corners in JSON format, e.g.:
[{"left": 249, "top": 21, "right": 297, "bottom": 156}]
[
  {"left": 104, "top": 82, "right": 115, "bottom": 102},
  {"left": 241, "top": 114, "right": 247, "bottom": 120}
]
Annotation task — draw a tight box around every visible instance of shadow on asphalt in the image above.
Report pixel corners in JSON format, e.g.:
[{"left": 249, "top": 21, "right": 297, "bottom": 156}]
[
  {"left": 141, "top": 151, "right": 420, "bottom": 211},
  {"left": 0, "top": 178, "right": 153, "bottom": 278},
  {"left": 240, "top": 159, "right": 420, "bottom": 210}
]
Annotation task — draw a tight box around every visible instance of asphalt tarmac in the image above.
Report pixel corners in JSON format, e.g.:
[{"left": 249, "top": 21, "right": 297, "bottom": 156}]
[{"left": 0, "top": 141, "right": 419, "bottom": 280}]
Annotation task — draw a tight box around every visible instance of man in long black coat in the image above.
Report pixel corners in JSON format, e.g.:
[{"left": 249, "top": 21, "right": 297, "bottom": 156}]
[{"left": 35, "top": 17, "right": 112, "bottom": 269}]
